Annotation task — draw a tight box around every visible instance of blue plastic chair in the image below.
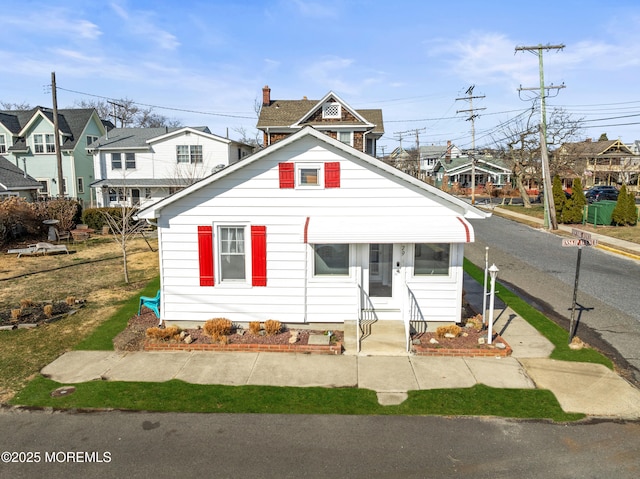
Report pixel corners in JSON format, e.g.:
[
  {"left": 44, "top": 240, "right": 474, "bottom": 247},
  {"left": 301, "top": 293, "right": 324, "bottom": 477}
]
[{"left": 138, "top": 290, "right": 161, "bottom": 321}]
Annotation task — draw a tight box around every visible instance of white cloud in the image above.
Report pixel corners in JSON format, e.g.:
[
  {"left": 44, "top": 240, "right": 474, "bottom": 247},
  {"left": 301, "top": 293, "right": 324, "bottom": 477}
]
[
  {"left": 108, "top": 1, "right": 180, "bottom": 51},
  {"left": 1, "top": 10, "right": 101, "bottom": 40}
]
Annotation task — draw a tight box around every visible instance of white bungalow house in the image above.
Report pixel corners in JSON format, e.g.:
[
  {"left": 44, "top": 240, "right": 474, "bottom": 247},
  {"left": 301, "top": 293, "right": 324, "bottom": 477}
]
[
  {"left": 433, "top": 154, "right": 512, "bottom": 189},
  {"left": 88, "top": 127, "right": 253, "bottom": 208},
  {"left": 137, "top": 127, "right": 490, "bottom": 351}
]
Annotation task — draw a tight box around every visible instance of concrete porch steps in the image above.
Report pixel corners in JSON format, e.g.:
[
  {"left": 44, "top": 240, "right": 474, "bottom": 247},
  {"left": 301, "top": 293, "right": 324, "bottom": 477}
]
[{"left": 344, "top": 320, "right": 408, "bottom": 356}]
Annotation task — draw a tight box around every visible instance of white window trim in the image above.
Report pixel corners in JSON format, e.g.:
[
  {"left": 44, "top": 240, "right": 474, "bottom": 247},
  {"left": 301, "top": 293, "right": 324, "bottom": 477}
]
[
  {"left": 295, "top": 163, "right": 323, "bottom": 189},
  {"left": 125, "top": 152, "right": 136, "bottom": 169},
  {"left": 308, "top": 244, "right": 354, "bottom": 283},
  {"left": 112, "top": 153, "right": 122, "bottom": 169},
  {"left": 77, "top": 177, "right": 85, "bottom": 194},
  {"left": 408, "top": 243, "right": 455, "bottom": 282},
  {"left": 322, "top": 102, "right": 342, "bottom": 119},
  {"left": 214, "top": 222, "right": 252, "bottom": 287},
  {"left": 338, "top": 130, "right": 353, "bottom": 146},
  {"left": 0, "top": 134, "right": 6, "bottom": 154}
]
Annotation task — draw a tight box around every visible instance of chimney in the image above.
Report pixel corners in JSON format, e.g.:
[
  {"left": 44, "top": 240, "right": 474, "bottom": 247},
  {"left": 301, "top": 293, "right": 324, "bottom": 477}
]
[
  {"left": 262, "top": 85, "right": 271, "bottom": 106},
  {"left": 445, "top": 140, "right": 452, "bottom": 163}
]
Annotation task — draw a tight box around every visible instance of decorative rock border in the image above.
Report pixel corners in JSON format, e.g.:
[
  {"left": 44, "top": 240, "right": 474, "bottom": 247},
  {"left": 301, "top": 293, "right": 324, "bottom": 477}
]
[
  {"left": 412, "top": 335, "right": 513, "bottom": 357},
  {"left": 144, "top": 340, "right": 344, "bottom": 355}
]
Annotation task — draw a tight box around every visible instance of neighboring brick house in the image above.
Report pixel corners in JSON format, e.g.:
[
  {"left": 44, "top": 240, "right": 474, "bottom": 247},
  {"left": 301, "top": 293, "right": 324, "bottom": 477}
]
[{"left": 256, "top": 86, "right": 384, "bottom": 156}]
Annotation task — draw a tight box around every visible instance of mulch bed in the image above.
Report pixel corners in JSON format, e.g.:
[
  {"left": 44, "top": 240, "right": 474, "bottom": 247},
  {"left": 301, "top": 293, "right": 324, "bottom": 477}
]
[
  {"left": 113, "top": 310, "right": 344, "bottom": 354},
  {"left": 0, "top": 300, "right": 83, "bottom": 329},
  {"left": 411, "top": 328, "right": 512, "bottom": 357}
]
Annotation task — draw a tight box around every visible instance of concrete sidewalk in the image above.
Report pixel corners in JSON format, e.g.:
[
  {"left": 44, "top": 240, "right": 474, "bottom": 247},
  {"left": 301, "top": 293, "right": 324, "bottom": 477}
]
[
  {"left": 40, "top": 273, "right": 640, "bottom": 418},
  {"left": 485, "top": 203, "right": 640, "bottom": 260}
]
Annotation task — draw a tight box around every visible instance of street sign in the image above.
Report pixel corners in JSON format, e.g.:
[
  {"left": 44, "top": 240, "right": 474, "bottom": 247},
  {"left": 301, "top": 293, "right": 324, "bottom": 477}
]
[
  {"left": 562, "top": 238, "right": 598, "bottom": 247},
  {"left": 571, "top": 229, "right": 592, "bottom": 241}
]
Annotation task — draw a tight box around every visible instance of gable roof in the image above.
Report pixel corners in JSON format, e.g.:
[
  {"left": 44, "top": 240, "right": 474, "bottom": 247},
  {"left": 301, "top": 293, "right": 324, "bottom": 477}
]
[
  {"left": 0, "top": 155, "right": 41, "bottom": 192},
  {"left": 436, "top": 156, "right": 511, "bottom": 174},
  {"left": 560, "top": 139, "right": 636, "bottom": 157},
  {"left": 257, "top": 92, "right": 384, "bottom": 135},
  {"left": 0, "top": 107, "right": 105, "bottom": 152},
  {"left": 87, "top": 126, "right": 212, "bottom": 150},
  {"left": 137, "top": 126, "right": 488, "bottom": 221}
]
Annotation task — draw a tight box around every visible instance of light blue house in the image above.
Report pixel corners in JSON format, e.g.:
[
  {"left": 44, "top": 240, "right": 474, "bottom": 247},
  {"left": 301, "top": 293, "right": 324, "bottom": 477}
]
[{"left": 0, "top": 107, "right": 107, "bottom": 205}]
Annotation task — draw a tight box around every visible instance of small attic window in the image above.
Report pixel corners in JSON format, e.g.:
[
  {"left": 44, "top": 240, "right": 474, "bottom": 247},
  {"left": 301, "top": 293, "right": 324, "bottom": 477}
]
[{"left": 322, "top": 102, "right": 341, "bottom": 119}]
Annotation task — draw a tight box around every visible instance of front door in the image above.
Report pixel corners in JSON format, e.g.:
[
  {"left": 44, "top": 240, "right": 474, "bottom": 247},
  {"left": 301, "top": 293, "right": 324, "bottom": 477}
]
[{"left": 364, "top": 244, "right": 404, "bottom": 317}]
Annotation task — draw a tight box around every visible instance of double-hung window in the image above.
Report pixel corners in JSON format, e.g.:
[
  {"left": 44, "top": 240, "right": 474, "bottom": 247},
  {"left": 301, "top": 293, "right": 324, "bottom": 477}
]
[
  {"left": 338, "top": 131, "right": 352, "bottom": 146},
  {"left": 219, "top": 226, "right": 246, "bottom": 281},
  {"left": 112, "top": 153, "right": 122, "bottom": 169},
  {"left": 125, "top": 152, "right": 136, "bottom": 169},
  {"left": 176, "top": 145, "right": 203, "bottom": 163},
  {"left": 0, "top": 134, "right": 5, "bottom": 154},
  {"left": 33, "top": 134, "right": 54, "bottom": 153}
]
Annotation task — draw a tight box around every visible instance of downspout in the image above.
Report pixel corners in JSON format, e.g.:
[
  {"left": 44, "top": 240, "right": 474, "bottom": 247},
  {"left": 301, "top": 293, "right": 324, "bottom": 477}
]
[{"left": 303, "top": 217, "right": 309, "bottom": 323}]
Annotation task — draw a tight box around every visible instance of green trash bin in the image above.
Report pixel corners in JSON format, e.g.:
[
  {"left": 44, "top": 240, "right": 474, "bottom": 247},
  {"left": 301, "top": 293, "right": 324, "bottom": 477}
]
[{"left": 586, "top": 200, "right": 617, "bottom": 225}]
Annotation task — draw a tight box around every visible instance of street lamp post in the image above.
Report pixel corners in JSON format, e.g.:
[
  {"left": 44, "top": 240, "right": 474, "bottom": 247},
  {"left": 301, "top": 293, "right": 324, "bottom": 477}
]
[{"left": 487, "top": 264, "right": 499, "bottom": 345}]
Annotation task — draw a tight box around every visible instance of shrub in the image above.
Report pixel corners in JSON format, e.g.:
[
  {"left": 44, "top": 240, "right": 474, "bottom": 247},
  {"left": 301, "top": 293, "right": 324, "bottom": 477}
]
[
  {"left": 0, "top": 197, "right": 42, "bottom": 245},
  {"left": 19, "top": 299, "right": 34, "bottom": 308},
  {"left": 65, "top": 296, "right": 76, "bottom": 306},
  {"left": 146, "top": 326, "right": 181, "bottom": 342},
  {"left": 11, "top": 309, "right": 21, "bottom": 321},
  {"left": 263, "top": 319, "right": 282, "bottom": 336},
  {"left": 465, "top": 314, "right": 484, "bottom": 331},
  {"left": 436, "top": 324, "right": 462, "bottom": 339},
  {"left": 561, "top": 178, "right": 587, "bottom": 224},
  {"left": 43, "top": 304, "right": 54, "bottom": 317},
  {"left": 249, "top": 321, "right": 261, "bottom": 335},
  {"left": 203, "top": 318, "right": 233, "bottom": 341},
  {"left": 612, "top": 185, "right": 637, "bottom": 226}
]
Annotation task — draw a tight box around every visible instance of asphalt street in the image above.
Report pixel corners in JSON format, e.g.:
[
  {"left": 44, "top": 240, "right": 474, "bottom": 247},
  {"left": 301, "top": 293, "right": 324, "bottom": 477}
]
[
  {"left": 0, "top": 409, "right": 639, "bottom": 479},
  {"left": 466, "top": 213, "right": 640, "bottom": 385}
]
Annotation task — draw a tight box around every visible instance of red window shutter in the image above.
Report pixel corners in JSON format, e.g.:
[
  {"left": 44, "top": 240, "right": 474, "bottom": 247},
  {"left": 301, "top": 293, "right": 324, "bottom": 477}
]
[
  {"left": 251, "top": 225, "right": 267, "bottom": 287},
  {"left": 197, "top": 225, "right": 214, "bottom": 286},
  {"left": 325, "top": 162, "right": 340, "bottom": 188},
  {"left": 279, "top": 163, "right": 294, "bottom": 188}
]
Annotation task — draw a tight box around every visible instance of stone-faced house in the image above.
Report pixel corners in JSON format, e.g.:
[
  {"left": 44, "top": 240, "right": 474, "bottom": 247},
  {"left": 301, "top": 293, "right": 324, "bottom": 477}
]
[{"left": 256, "top": 86, "right": 383, "bottom": 156}]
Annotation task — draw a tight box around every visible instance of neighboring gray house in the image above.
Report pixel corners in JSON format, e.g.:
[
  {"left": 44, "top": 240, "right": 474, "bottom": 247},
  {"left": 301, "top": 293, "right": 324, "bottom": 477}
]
[
  {"left": 419, "top": 141, "right": 463, "bottom": 177},
  {"left": 0, "top": 155, "right": 41, "bottom": 199}
]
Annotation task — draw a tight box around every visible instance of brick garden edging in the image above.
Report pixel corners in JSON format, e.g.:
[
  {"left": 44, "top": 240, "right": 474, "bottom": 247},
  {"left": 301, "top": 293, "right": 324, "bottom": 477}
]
[
  {"left": 144, "top": 340, "right": 343, "bottom": 355},
  {"left": 412, "top": 335, "right": 512, "bottom": 357}
]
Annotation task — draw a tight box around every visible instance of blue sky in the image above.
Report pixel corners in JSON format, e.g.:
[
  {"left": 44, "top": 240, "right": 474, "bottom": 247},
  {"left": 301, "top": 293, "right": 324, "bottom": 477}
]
[{"left": 2, "top": 0, "right": 640, "bottom": 153}]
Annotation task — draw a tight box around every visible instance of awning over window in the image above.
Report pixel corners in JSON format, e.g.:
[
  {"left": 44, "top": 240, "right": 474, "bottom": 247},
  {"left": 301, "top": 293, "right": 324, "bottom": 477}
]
[{"left": 304, "top": 216, "right": 473, "bottom": 244}]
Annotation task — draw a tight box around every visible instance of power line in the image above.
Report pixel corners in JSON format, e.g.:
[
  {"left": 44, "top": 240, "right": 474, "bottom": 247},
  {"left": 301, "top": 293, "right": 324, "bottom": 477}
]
[{"left": 55, "top": 86, "right": 256, "bottom": 119}]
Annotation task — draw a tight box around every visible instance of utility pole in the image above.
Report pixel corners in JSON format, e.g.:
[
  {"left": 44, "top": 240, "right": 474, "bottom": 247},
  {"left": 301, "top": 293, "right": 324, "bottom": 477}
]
[
  {"left": 394, "top": 128, "right": 426, "bottom": 178},
  {"left": 456, "top": 85, "right": 486, "bottom": 205},
  {"left": 51, "top": 72, "right": 64, "bottom": 197},
  {"left": 107, "top": 100, "right": 126, "bottom": 127},
  {"left": 516, "top": 44, "right": 566, "bottom": 230}
]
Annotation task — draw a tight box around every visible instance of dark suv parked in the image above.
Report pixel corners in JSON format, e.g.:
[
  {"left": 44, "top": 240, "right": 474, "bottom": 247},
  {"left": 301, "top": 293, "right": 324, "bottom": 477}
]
[{"left": 585, "top": 186, "right": 619, "bottom": 203}]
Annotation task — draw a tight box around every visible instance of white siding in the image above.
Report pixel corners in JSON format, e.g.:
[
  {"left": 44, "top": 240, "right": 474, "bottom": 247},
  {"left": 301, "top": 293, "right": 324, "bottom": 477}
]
[{"left": 157, "top": 136, "right": 469, "bottom": 325}]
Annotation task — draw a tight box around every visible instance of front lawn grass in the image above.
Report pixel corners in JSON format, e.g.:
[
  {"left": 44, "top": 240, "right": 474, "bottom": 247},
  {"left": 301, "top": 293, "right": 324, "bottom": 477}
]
[
  {"left": 12, "top": 377, "right": 584, "bottom": 422},
  {"left": 464, "top": 259, "right": 613, "bottom": 368},
  {"left": 74, "top": 276, "right": 160, "bottom": 351}
]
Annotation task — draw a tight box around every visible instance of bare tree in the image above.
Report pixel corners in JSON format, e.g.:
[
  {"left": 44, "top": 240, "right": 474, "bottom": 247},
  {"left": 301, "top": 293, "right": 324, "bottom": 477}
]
[
  {"left": 1, "top": 101, "right": 33, "bottom": 110},
  {"left": 72, "top": 98, "right": 181, "bottom": 128},
  {"left": 101, "top": 206, "right": 149, "bottom": 284},
  {"left": 493, "top": 108, "right": 583, "bottom": 207}
]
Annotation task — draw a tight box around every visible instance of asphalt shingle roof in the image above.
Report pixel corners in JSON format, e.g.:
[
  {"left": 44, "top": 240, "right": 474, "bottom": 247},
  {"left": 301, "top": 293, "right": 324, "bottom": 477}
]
[
  {"left": 0, "top": 155, "right": 41, "bottom": 191},
  {"left": 89, "top": 126, "right": 211, "bottom": 149},
  {"left": 257, "top": 99, "right": 384, "bottom": 134}
]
